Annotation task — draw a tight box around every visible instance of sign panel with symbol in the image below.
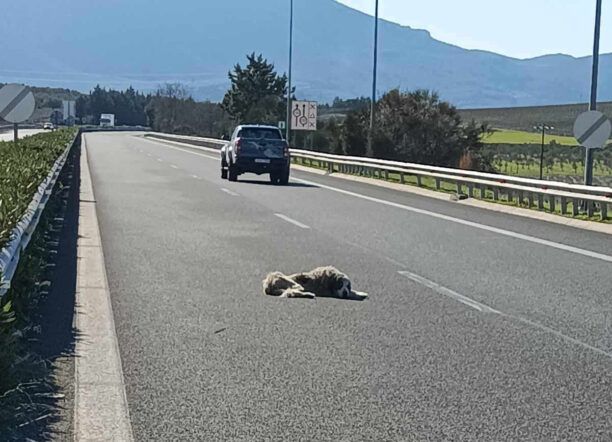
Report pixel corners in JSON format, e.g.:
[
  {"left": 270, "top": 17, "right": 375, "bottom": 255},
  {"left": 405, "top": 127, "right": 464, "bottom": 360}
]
[
  {"left": 291, "top": 101, "right": 317, "bottom": 131},
  {"left": 573, "top": 111, "right": 611, "bottom": 150},
  {"left": 0, "top": 84, "right": 35, "bottom": 124}
]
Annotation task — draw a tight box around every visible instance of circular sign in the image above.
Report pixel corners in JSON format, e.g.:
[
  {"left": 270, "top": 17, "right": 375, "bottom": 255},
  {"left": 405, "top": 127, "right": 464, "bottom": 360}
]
[
  {"left": 573, "top": 110, "right": 612, "bottom": 150},
  {"left": 0, "top": 84, "right": 35, "bottom": 124}
]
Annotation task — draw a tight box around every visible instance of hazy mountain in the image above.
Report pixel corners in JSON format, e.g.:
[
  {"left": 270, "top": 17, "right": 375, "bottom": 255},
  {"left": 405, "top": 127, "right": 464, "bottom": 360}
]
[{"left": 1, "top": 0, "right": 610, "bottom": 108}]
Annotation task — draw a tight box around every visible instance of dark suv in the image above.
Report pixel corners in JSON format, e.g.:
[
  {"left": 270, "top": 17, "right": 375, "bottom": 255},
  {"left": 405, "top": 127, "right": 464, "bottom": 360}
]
[{"left": 221, "top": 125, "right": 291, "bottom": 185}]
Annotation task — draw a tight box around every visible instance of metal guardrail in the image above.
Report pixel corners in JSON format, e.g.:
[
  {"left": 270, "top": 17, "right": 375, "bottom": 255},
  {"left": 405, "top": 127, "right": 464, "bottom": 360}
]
[
  {"left": 145, "top": 133, "right": 612, "bottom": 220},
  {"left": 0, "top": 132, "right": 77, "bottom": 297}
]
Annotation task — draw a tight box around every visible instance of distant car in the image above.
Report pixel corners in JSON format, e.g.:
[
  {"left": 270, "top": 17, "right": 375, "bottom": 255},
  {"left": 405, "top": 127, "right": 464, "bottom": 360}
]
[
  {"left": 221, "top": 125, "right": 291, "bottom": 185},
  {"left": 43, "top": 122, "right": 54, "bottom": 130}
]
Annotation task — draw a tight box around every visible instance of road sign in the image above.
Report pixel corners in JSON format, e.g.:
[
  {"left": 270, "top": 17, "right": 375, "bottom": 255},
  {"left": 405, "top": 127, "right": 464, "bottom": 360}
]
[
  {"left": 291, "top": 101, "right": 317, "bottom": 131},
  {"left": 278, "top": 121, "right": 286, "bottom": 130},
  {"left": 573, "top": 110, "right": 611, "bottom": 149},
  {"left": 0, "top": 84, "right": 35, "bottom": 124}
]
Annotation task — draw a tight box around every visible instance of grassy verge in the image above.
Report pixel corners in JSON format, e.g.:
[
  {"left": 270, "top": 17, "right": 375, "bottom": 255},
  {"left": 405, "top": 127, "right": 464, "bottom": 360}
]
[
  {"left": 292, "top": 157, "right": 611, "bottom": 224},
  {"left": 483, "top": 129, "right": 582, "bottom": 146},
  {"left": 0, "top": 129, "right": 77, "bottom": 249}
]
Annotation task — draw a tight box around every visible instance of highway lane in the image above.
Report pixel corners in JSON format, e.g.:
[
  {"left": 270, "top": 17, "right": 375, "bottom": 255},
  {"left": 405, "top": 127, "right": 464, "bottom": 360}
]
[{"left": 85, "top": 132, "right": 612, "bottom": 441}]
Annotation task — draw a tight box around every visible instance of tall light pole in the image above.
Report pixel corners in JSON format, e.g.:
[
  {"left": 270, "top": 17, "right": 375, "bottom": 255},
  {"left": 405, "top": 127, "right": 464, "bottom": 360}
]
[
  {"left": 368, "top": 0, "right": 379, "bottom": 156},
  {"left": 584, "top": 0, "right": 603, "bottom": 186},
  {"left": 286, "top": 0, "right": 294, "bottom": 144}
]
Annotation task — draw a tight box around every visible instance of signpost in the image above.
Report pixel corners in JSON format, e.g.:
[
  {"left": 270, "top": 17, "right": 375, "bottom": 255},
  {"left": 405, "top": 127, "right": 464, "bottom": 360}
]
[
  {"left": 291, "top": 101, "right": 317, "bottom": 131},
  {"left": 0, "top": 84, "right": 35, "bottom": 144}
]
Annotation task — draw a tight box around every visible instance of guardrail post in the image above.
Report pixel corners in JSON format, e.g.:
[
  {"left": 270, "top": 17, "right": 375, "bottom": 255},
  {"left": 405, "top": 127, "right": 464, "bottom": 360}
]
[
  {"left": 400, "top": 173, "right": 405, "bottom": 184},
  {"left": 549, "top": 195, "right": 556, "bottom": 214},
  {"left": 527, "top": 193, "right": 534, "bottom": 208},
  {"left": 416, "top": 175, "right": 421, "bottom": 187},
  {"left": 602, "top": 203, "right": 608, "bottom": 220},
  {"left": 587, "top": 201, "right": 594, "bottom": 218},
  {"left": 517, "top": 190, "right": 524, "bottom": 206},
  {"left": 467, "top": 183, "right": 474, "bottom": 198},
  {"left": 384, "top": 170, "right": 389, "bottom": 181},
  {"left": 537, "top": 194, "right": 544, "bottom": 210},
  {"left": 572, "top": 199, "right": 580, "bottom": 216},
  {"left": 560, "top": 197, "right": 567, "bottom": 215},
  {"left": 479, "top": 185, "right": 486, "bottom": 199},
  {"left": 493, "top": 188, "right": 499, "bottom": 201}
]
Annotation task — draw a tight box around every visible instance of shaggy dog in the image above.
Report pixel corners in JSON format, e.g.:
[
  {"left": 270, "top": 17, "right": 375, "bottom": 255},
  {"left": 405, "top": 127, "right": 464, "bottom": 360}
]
[{"left": 263, "top": 266, "right": 368, "bottom": 300}]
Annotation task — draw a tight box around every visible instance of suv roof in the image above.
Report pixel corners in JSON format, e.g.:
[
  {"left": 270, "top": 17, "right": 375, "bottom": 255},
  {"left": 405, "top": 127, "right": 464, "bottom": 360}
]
[{"left": 237, "top": 125, "right": 281, "bottom": 131}]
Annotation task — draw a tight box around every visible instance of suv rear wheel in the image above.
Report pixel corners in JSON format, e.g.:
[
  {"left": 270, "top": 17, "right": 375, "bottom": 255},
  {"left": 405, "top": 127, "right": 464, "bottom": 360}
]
[{"left": 228, "top": 165, "right": 238, "bottom": 182}]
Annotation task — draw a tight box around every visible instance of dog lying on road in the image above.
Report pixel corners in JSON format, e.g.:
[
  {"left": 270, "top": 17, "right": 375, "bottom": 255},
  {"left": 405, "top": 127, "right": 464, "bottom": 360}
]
[{"left": 263, "top": 266, "right": 368, "bottom": 300}]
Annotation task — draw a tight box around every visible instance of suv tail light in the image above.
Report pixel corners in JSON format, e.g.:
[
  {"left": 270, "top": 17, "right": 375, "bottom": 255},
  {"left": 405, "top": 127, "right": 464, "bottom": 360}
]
[
  {"left": 283, "top": 142, "right": 290, "bottom": 158},
  {"left": 235, "top": 138, "right": 242, "bottom": 155}
]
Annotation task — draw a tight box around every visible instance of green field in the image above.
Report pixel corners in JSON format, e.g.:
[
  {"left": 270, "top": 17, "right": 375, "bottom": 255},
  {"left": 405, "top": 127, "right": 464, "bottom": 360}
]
[{"left": 483, "top": 129, "right": 581, "bottom": 146}]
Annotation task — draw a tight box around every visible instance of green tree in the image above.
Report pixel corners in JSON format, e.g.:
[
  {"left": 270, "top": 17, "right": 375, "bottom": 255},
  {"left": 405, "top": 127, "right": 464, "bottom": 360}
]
[{"left": 221, "top": 53, "right": 289, "bottom": 125}]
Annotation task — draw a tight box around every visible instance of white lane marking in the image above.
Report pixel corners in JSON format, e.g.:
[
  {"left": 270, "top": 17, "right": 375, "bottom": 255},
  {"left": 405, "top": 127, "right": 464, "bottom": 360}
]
[
  {"left": 146, "top": 153, "right": 152, "bottom": 157},
  {"left": 399, "top": 270, "right": 612, "bottom": 360},
  {"left": 191, "top": 174, "right": 201, "bottom": 179},
  {"left": 293, "top": 177, "right": 612, "bottom": 264},
  {"left": 221, "top": 188, "right": 239, "bottom": 197},
  {"left": 399, "top": 271, "right": 500, "bottom": 314},
  {"left": 138, "top": 136, "right": 612, "bottom": 264},
  {"left": 170, "top": 164, "right": 179, "bottom": 169},
  {"left": 157, "top": 158, "right": 164, "bottom": 162},
  {"left": 137, "top": 136, "right": 219, "bottom": 160},
  {"left": 275, "top": 213, "right": 310, "bottom": 229},
  {"left": 75, "top": 138, "right": 134, "bottom": 440}
]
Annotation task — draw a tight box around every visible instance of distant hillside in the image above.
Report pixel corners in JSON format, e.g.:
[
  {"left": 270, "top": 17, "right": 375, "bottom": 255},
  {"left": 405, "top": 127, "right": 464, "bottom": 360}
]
[
  {"left": 459, "top": 102, "right": 612, "bottom": 136},
  {"left": 0, "top": 0, "right": 610, "bottom": 107}
]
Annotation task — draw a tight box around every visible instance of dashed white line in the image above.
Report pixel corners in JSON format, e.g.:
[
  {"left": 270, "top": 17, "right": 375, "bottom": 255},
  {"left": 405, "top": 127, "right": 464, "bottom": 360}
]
[
  {"left": 275, "top": 213, "right": 310, "bottom": 229},
  {"left": 157, "top": 158, "right": 164, "bottom": 162},
  {"left": 221, "top": 188, "right": 239, "bottom": 197},
  {"left": 399, "top": 271, "right": 500, "bottom": 314},
  {"left": 170, "top": 164, "right": 179, "bottom": 169},
  {"left": 191, "top": 174, "right": 201, "bottom": 179},
  {"left": 399, "top": 270, "right": 612, "bottom": 360}
]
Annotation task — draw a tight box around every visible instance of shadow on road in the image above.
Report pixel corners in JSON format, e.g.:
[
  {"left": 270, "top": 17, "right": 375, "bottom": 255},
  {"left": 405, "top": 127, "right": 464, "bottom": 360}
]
[{"left": 236, "top": 179, "right": 319, "bottom": 188}]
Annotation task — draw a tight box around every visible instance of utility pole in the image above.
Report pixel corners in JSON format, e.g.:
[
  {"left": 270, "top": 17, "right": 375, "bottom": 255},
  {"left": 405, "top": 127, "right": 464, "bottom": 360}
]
[
  {"left": 584, "top": 0, "right": 602, "bottom": 185},
  {"left": 368, "top": 0, "right": 379, "bottom": 156},
  {"left": 286, "top": 0, "right": 294, "bottom": 144}
]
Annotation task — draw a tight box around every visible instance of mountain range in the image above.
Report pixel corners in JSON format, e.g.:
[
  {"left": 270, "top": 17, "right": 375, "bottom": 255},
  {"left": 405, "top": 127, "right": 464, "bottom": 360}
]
[{"left": 1, "top": 0, "right": 610, "bottom": 108}]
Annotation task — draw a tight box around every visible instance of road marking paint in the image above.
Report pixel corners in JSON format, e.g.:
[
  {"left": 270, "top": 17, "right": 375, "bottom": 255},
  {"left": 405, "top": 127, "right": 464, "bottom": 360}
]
[
  {"left": 293, "top": 177, "right": 612, "bottom": 264},
  {"left": 157, "top": 158, "right": 164, "bottom": 162},
  {"left": 170, "top": 164, "right": 179, "bottom": 169},
  {"left": 75, "top": 137, "right": 134, "bottom": 441},
  {"left": 137, "top": 136, "right": 219, "bottom": 160},
  {"left": 138, "top": 135, "right": 612, "bottom": 264},
  {"left": 221, "top": 188, "right": 239, "bottom": 197},
  {"left": 275, "top": 213, "right": 310, "bottom": 229},
  {"left": 191, "top": 174, "right": 201, "bottom": 179},
  {"left": 399, "top": 271, "right": 500, "bottom": 314},
  {"left": 399, "top": 270, "right": 612, "bottom": 360}
]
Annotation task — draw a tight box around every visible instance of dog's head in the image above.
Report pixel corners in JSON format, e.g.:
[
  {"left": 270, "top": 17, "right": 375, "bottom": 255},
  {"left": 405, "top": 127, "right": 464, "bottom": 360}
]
[{"left": 330, "top": 272, "right": 352, "bottom": 299}]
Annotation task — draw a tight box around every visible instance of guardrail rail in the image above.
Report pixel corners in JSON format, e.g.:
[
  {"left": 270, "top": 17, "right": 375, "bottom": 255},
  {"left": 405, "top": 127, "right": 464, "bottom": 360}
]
[{"left": 144, "top": 132, "right": 612, "bottom": 221}]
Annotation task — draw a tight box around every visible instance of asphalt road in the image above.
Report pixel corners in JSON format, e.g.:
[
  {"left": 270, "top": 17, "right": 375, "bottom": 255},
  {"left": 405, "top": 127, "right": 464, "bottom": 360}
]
[{"left": 85, "top": 132, "right": 612, "bottom": 441}]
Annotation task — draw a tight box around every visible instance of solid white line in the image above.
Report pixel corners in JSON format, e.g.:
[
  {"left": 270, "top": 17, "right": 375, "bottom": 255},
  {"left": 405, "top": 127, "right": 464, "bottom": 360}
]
[
  {"left": 293, "top": 177, "right": 612, "bottom": 264},
  {"left": 221, "top": 188, "right": 239, "bottom": 196},
  {"left": 399, "top": 270, "right": 612, "bottom": 360},
  {"left": 137, "top": 136, "right": 219, "bottom": 160},
  {"left": 275, "top": 213, "right": 310, "bottom": 229},
  {"left": 75, "top": 137, "right": 134, "bottom": 441},
  {"left": 399, "top": 271, "right": 500, "bottom": 314},
  {"left": 138, "top": 135, "right": 612, "bottom": 264}
]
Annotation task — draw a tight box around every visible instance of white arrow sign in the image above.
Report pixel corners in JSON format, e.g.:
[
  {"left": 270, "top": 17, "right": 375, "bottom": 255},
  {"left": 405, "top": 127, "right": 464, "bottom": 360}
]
[
  {"left": 0, "top": 84, "right": 35, "bottom": 124},
  {"left": 573, "top": 110, "right": 612, "bottom": 150}
]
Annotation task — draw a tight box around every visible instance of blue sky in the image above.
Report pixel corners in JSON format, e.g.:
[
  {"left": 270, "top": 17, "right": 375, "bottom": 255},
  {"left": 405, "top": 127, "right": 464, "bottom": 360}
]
[{"left": 338, "top": 0, "right": 610, "bottom": 59}]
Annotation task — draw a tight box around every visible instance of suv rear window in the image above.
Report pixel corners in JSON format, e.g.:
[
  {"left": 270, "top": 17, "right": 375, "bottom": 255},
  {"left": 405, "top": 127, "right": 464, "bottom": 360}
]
[{"left": 238, "top": 128, "right": 282, "bottom": 140}]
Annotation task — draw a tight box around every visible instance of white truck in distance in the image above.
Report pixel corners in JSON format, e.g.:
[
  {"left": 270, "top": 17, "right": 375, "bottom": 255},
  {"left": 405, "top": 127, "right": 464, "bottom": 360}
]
[{"left": 100, "top": 114, "right": 115, "bottom": 127}]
